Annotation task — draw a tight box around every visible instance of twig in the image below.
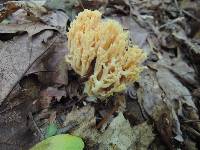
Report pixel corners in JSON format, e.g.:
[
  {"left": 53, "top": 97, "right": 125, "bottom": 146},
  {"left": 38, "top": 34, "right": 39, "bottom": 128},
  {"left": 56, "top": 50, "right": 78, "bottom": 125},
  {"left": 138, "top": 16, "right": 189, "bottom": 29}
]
[
  {"left": 159, "top": 17, "right": 185, "bottom": 29},
  {"left": 28, "top": 112, "right": 44, "bottom": 139},
  {"left": 78, "top": 0, "right": 85, "bottom": 10},
  {"left": 182, "top": 125, "right": 200, "bottom": 138},
  {"left": 183, "top": 9, "right": 200, "bottom": 23},
  {"left": 174, "top": 0, "right": 182, "bottom": 15},
  {"left": 183, "top": 120, "right": 200, "bottom": 123},
  {"left": 96, "top": 94, "right": 124, "bottom": 129},
  {"left": 96, "top": 104, "right": 118, "bottom": 130}
]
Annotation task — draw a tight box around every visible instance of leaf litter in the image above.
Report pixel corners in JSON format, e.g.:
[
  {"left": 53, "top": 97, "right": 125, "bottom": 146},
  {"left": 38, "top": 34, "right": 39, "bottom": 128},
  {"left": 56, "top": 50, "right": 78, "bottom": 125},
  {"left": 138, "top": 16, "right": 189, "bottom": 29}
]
[{"left": 0, "top": 0, "right": 200, "bottom": 149}]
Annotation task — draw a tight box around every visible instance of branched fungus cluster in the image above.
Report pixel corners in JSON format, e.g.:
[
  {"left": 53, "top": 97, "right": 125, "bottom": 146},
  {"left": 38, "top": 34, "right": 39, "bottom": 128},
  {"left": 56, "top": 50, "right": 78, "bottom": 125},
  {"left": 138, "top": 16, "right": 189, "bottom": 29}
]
[{"left": 66, "top": 9, "right": 145, "bottom": 98}]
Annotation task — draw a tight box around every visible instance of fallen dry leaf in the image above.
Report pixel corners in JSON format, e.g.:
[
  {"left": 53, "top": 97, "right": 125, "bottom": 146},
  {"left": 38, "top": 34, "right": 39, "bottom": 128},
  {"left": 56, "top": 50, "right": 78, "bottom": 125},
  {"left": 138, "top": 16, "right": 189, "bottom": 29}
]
[
  {"left": 99, "top": 112, "right": 154, "bottom": 150},
  {"left": 45, "top": 87, "right": 66, "bottom": 101},
  {"left": 0, "top": 0, "right": 200, "bottom": 149},
  {"left": 113, "top": 16, "right": 150, "bottom": 54},
  {"left": 29, "top": 35, "right": 69, "bottom": 86},
  {"left": 0, "top": 8, "right": 68, "bottom": 103},
  {"left": 0, "top": 22, "right": 57, "bottom": 37},
  {"left": 64, "top": 105, "right": 99, "bottom": 143},
  {"left": 0, "top": 1, "right": 47, "bottom": 22},
  {"left": 0, "top": 30, "right": 56, "bottom": 104},
  {"left": 99, "top": 112, "right": 134, "bottom": 150},
  {"left": 130, "top": 121, "right": 155, "bottom": 150},
  {"left": 63, "top": 106, "right": 154, "bottom": 150}
]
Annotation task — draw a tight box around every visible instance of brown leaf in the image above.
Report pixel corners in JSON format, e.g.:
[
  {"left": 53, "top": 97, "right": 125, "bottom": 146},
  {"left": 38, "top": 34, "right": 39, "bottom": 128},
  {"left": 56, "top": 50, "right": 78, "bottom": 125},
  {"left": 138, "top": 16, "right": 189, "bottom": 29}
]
[
  {"left": 0, "top": 1, "right": 47, "bottom": 22},
  {"left": 156, "top": 67, "right": 196, "bottom": 108},
  {"left": 28, "top": 35, "right": 69, "bottom": 86},
  {"left": 152, "top": 105, "right": 173, "bottom": 149},
  {"left": 193, "top": 88, "right": 200, "bottom": 98},
  {"left": 0, "top": 30, "right": 56, "bottom": 104},
  {"left": 99, "top": 113, "right": 154, "bottom": 150},
  {"left": 39, "top": 88, "right": 53, "bottom": 109},
  {"left": 45, "top": 87, "right": 66, "bottom": 101},
  {"left": 0, "top": 8, "right": 68, "bottom": 103},
  {"left": 0, "top": 22, "right": 58, "bottom": 37},
  {"left": 64, "top": 105, "right": 98, "bottom": 142},
  {"left": 39, "top": 86, "right": 66, "bottom": 109},
  {"left": 0, "top": 1, "right": 20, "bottom": 22}
]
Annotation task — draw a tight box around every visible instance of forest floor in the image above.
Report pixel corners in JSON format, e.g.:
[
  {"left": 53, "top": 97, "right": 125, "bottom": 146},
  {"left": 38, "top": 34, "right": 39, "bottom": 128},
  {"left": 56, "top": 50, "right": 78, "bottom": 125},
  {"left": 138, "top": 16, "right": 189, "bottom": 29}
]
[{"left": 0, "top": 0, "right": 200, "bottom": 149}]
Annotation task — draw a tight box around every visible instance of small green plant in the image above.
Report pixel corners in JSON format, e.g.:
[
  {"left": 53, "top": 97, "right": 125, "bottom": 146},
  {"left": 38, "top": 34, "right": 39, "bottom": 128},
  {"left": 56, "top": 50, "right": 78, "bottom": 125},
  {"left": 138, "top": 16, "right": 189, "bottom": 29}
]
[{"left": 45, "top": 123, "right": 58, "bottom": 138}]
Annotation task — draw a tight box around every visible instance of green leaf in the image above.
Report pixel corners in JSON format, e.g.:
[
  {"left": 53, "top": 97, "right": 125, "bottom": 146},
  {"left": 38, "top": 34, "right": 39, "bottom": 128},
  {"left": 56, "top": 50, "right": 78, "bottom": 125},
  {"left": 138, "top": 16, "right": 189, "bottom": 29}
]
[
  {"left": 45, "top": 123, "right": 58, "bottom": 138},
  {"left": 30, "top": 134, "right": 84, "bottom": 150}
]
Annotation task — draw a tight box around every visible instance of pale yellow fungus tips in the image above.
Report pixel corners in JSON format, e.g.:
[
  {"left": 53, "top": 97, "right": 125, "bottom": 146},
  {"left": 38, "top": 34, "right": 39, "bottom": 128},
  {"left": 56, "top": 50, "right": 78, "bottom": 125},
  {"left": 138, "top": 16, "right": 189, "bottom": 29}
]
[{"left": 66, "top": 9, "right": 145, "bottom": 98}]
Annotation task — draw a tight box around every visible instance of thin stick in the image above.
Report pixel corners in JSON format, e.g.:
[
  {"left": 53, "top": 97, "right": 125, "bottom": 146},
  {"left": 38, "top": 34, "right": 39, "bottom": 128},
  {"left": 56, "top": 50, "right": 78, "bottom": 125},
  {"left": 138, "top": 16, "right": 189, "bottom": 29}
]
[
  {"left": 183, "top": 120, "right": 200, "bottom": 123},
  {"left": 183, "top": 10, "right": 200, "bottom": 23},
  {"left": 28, "top": 112, "right": 44, "bottom": 139},
  {"left": 96, "top": 103, "right": 119, "bottom": 130},
  {"left": 96, "top": 94, "right": 124, "bottom": 129},
  {"left": 78, "top": 0, "right": 85, "bottom": 10},
  {"left": 159, "top": 17, "right": 184, "bottom": 29}
]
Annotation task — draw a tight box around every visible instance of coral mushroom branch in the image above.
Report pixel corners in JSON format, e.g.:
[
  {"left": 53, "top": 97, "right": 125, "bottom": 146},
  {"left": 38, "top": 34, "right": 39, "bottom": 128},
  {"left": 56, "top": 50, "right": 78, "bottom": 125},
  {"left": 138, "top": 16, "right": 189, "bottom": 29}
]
[{"left": 66, "top": 9, "right": 145, "bottom": 98}]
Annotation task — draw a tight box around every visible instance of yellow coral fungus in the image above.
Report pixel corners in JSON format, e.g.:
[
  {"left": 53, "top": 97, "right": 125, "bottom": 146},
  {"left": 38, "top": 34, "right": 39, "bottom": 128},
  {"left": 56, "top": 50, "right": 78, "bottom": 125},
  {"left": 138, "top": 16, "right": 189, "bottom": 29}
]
[{"left": 66, "top": 9, "right": 145, "bottom": 98}]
